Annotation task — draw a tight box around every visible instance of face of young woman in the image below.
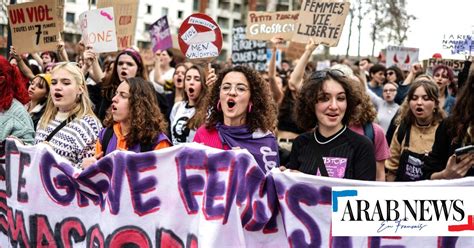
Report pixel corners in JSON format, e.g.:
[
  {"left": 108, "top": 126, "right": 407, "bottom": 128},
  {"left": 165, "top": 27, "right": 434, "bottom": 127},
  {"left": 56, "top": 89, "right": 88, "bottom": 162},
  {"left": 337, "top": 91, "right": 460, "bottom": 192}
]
[
  {"left": 117, "top": 54, "right": 138, "bottom": 81},
  {"left": 219, "top": 71, "right": 251, "bottom": 126},
  {"left": 386, "top": 70, "right": 397, "bottom": 83},
  {"left": 28, "top": 77, "right": 48, "bottom": 102},
  {"left": 409, "top": 86, "right": 435, "bottom": 125},
  {"left": 111, "top": 81, "right": 130, "bottom": 124},
  {"left": 433, "top": 68, "right": 450, "bottom": 92},
  {"left": 173, "top": 66, "right": 187, "bottom": 89},
  {"left": 51, "top": 68, "right": 82, "bottom": 112},
  {"left": 184, "top": 68, "right": 203, "bottom": 105},
  {"left": 160, "top": 51, "right": 172, "bottom": 65},
  {"left": 382, "top": 83, "right": 397, "bottom": 103},
  {"left": 314, "top": 79, "right": 347, "bottom": 135}
]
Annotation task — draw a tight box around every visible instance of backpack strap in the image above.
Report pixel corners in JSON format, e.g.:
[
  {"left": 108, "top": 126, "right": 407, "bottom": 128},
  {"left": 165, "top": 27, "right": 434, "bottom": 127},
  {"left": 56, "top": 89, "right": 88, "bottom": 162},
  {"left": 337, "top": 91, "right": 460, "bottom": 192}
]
[
  {"left": 101, "top": 127, "right": 114, "bottom": 155},
  {"left": 363, "top": 122, "right": 375, "bottom": 144},
  {"left": 397, "top": 122, "right": 411, "bottom": 148}
]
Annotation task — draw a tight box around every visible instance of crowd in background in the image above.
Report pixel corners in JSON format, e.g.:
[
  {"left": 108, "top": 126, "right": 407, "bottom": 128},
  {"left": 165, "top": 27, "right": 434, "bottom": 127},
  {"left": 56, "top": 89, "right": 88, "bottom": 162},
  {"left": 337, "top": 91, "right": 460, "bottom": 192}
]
[{"left": 1, "top": 36, "right": 473, "bottom": 182}]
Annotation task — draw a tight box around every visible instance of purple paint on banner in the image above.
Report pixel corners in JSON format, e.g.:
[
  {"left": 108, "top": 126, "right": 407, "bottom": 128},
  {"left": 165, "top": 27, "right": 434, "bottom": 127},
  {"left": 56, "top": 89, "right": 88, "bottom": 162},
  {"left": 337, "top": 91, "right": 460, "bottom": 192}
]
[{"left": 149, "top": 15, "right": 173, "bottom": 53}]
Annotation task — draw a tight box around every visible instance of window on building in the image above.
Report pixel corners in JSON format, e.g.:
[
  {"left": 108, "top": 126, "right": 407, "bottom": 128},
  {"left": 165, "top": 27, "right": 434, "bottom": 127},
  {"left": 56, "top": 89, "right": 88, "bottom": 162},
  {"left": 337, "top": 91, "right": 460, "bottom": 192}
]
[
  {"left": 146, "top": 4, "right": 152, "bottom": 14},
  {"left": 177, "top": 10, "right": 183, "bottom": 19},
  {"left": 234, "top": 3, "right": 241, "bottom": 11},
  {"left": 145, "top": 23, "right": 151, "bottom": 31},
  {"left": 179, "top": 0, "right": 185, "bottom": 2},
  {"left": 66, "top": 12, "right": 75, "bottom": 23},
  {"left": 63, "top": 33, "right": 74, "bottom": 42},
  {"left": 193, "top": 0, "right": 199, "bottom": 11},
  {"left": 217, "top": 17, "right": 229, "bottom": 29},
  {"left": 222, "top": 33, "right": 228, "bottom": 43},
  {"left": 91, "top": 0, "right": 96, "bottom": 5},
  {"left": 66, "top": 0, "right": 76, "bottom": 2},
  {"left": 162, "top": 8, "right": 168, "bottom": 16}
]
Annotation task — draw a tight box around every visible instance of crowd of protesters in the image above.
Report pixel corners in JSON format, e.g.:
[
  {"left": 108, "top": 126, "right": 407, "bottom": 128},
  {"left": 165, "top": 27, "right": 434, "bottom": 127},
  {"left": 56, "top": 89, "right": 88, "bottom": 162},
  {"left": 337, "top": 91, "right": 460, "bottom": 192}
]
[{"left": 1, "top": 36, "right": 473, "bottom": 182}]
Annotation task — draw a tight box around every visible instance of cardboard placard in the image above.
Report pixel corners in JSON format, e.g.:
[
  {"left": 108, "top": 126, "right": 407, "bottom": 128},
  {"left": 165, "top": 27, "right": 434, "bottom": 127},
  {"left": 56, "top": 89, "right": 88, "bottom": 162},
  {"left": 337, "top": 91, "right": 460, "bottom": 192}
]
[
  {"left": 423, "top": 58, "right": 465, "bottom": 75},
  {"left": 7, "top": 0, "right": 61, "bottom": 54},
  {"left": 97, "top": 0, "right": 139, "bottom": 50},
  {"left": 386, "top": 46, "right": 419, "bottom": 71},
  {"left": 232, "top": 25, "right": 267, "bottom": 71},
  {"left": 79, "top": 7, "right": 118, "bottom": 53},
  {"left": 284, "top": 41, "right": 306, "bottom": 61},
  {"left": 292, "top": 0, "right": 350, "bottom": 46},
  {"left": 441, "top": 32, "right": 474, "bottom": 56},
  {"left": 150, "top": 15, "right": 173, "bottom": 53},
  {"left": 178, "top": 13, "right": 223, "bottom": 63},
  {"left": 246, "top": 11, "right": 299, "bottom": 41}
]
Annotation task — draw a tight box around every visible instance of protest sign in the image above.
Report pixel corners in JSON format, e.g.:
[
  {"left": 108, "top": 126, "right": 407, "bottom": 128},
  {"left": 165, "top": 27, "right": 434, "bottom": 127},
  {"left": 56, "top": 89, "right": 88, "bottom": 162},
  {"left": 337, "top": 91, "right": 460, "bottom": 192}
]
[
  {"left": 292, "top": 0, "right": 350, "bottom": 46},
  {"left": 55, "top": 0, "right": 64, "bottom": 32},
  {"left": 3, "top": 139, "right": 474, "bottom": 247},
  {"left": 386, "top": 45, "right": 420, "bottom": 71},
  {"left": 423, "top": 58, "right": 465, "bottom": 76},
  {"left": 97, "top": 0, "right": 139, "bottom": 50},
  {"left": 178, "top": 13, "right": 223, "bottom": 63},
  {"left": 7, "top": 0, "right": 61, "bottom": 54},
  {"left": 79, "top": 7, "right": 118, "bottom": 53},
  {"left": 149, "top": 15, "right": 173, "bottom": 53},
  {"left": 441, "top": 27, "right": 474, "bottom": 56},
  {"left": 246, "top": 11, "right": 299, "bottom": 40},
  {"left": 232, "top": 25, "right": 267, "bottom": 71}
]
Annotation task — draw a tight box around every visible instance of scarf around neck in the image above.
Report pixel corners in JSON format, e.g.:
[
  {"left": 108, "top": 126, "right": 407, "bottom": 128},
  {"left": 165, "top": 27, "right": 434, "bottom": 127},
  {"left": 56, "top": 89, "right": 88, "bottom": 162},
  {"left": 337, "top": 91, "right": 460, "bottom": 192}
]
[{"left": 216, "top": 122, "right": 279, "bottom": 173}]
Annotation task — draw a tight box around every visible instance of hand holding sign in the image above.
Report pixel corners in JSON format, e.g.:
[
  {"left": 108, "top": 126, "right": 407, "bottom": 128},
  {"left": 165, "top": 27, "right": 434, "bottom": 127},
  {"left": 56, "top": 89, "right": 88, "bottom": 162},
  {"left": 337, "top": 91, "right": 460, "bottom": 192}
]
[{"left": 178, "top": 13, "right": 223, "bottom": 64}]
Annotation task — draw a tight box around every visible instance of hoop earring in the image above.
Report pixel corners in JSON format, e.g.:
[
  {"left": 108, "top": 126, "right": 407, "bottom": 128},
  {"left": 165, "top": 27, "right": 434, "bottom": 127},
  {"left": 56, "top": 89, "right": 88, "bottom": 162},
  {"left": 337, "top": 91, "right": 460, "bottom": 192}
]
[
  {"left": 217, "top": 101, "right": 221, "bottom": 112},
  {"left": 248, "top": 103, "right": 252, "bottom": 113}
]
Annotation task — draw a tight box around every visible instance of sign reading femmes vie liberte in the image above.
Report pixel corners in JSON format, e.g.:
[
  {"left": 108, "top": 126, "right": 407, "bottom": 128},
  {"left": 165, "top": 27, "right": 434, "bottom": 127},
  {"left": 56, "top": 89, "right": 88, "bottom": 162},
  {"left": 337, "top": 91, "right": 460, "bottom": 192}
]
[
  {"left": 292, "top": 0, "right": 350, "bottom": 46},
  {"left": 246, "top": 11, "right": 299, "bottom": 40},
  {"left": 178, "top": 13, "right": 223, "bottom": 63},
  {"left": 7, "top": 0, "right": 61, "bottom": 54}
]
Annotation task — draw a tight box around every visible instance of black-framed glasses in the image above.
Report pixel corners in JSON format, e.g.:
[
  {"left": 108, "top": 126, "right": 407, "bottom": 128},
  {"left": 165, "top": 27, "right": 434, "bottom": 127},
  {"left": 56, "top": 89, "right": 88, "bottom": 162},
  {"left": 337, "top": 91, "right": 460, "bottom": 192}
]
[
  {"left": 386, "top": 71, "right": 395, "bottom": 76},
  {"left": 309, "top": 69, "right": 345, "bottom": 81}
]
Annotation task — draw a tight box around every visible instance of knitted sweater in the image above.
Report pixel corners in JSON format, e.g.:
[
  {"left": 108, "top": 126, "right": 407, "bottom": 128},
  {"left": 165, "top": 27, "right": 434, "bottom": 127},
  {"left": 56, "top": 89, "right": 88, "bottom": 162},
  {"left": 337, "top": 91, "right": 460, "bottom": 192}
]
[
  {"left": 35, "top": 112, "right": 102, "bottom": 167},
  {"left": 0, "top": 99, "right": 35, "bottom": 144}
]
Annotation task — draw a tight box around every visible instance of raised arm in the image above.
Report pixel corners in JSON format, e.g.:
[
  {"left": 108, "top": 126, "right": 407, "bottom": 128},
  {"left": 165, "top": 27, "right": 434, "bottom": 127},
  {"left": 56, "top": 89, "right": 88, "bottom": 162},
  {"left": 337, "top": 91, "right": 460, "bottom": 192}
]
[
  {"left": 57, "top": 40, "right": 69, "bottom": 62},
  {"left": 401, "top": 62, "right": 423, "bottom": 86},
  {"left": 288, "top": 38, "right": 318, "bottom": 90},
  {"left": 268, "top": 36, "right": 284, "bottom": 104},
  {"left": 153, "top": 50, "right": 166, "bottom": 86},
  {"left": 83, "top": 47, "right": 104, "bottom": 83},
  {"left": 10, "top": 46, "right": 35, "bottom": 80}
]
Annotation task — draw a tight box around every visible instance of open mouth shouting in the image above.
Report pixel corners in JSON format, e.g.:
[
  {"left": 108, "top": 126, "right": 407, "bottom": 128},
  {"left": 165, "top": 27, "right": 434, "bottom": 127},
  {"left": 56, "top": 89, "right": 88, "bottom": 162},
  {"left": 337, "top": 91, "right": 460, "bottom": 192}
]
[
  {"left": 227, "top": 99, "right": 236, "bottom": 110},
  {"left": 415, "top": 107, "right": 424, "bottom": 116},
  {"left": 53, "top": 92, "right": 63, "bottom": 101}
]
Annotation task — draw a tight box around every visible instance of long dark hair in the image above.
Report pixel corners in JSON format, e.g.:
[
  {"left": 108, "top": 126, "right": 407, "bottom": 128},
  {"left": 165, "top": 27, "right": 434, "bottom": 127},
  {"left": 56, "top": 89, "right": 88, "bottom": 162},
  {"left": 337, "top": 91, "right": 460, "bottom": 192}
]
[
  {"left": 448, "top": 72, "right": 474, "bottom": 144},
  {"left": 104, "top": 77, "right": 167, "bottom": 146}
]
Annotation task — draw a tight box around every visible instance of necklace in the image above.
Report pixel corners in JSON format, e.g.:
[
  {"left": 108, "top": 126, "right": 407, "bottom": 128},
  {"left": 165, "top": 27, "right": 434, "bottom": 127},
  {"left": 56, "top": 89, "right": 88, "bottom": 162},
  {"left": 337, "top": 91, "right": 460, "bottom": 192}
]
[{"left": 314, "top": 125, "right": 347, "bottom": 145}]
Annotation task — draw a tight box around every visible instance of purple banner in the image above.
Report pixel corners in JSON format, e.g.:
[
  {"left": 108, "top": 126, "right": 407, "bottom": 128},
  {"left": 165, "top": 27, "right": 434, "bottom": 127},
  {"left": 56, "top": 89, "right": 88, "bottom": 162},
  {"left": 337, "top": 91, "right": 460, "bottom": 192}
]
[{"left": 149, "top": 15, "right": 173, "bottom": 53}]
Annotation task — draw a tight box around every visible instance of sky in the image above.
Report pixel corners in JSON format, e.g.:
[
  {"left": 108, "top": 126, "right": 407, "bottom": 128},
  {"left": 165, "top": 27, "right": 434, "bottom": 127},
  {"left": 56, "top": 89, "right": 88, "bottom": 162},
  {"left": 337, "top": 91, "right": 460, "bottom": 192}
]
[{"left": 330, "top": 0, "right": 474, "bottom": 60}]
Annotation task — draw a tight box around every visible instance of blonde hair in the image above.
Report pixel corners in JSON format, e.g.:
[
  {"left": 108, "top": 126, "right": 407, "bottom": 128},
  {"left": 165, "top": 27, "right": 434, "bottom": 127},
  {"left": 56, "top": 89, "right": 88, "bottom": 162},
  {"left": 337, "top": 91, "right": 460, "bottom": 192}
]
[{"left": 38, "top": 62, "right": 97, "bottom": 129}]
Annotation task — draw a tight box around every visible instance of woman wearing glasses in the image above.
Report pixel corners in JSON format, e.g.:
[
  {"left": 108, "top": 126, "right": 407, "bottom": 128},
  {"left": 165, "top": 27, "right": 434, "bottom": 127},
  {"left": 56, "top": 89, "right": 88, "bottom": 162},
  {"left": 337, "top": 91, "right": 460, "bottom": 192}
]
[
  {"left": 385, "top": 78, "right": 446, "bottom": 181},
  {"left": 283, "top": 69, "right": 376, "bottom": 180},
  {"left": 169, "top": 65, "right": 208, "bottom": 145},
  {"left": 193, "top": 66, "right": 279, "bottom": 173},
  {"left": 35, "top": 62, "right": 102, "bottom": 168}
]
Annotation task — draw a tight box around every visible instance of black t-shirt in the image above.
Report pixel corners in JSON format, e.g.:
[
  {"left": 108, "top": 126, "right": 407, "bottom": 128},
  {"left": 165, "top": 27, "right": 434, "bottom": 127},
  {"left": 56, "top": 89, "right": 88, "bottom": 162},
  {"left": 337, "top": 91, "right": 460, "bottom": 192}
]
[{"left": 287, "top": 127, "right": 376, "bottom": 181}]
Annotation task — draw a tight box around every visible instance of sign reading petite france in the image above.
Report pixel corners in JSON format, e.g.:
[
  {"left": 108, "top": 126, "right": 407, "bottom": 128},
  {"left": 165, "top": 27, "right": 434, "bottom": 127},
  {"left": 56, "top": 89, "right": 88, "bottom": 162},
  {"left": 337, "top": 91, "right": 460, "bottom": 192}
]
[{"left": 178, "top": 13, "right": 223, "bottom": 63}]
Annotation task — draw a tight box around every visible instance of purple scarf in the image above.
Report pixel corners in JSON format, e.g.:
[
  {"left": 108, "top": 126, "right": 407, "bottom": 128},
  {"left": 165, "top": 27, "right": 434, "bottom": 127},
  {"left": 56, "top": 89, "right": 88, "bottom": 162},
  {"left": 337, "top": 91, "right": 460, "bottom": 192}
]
[{"left": 216, "top": 123, "right": 279, "bottom": 173}]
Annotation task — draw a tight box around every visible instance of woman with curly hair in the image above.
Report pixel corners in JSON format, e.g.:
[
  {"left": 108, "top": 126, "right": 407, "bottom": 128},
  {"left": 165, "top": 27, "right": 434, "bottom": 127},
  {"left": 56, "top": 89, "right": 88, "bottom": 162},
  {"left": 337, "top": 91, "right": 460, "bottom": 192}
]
[
  {"left": 169, "top": 65, "right": 208, "bottom": 145},
  {"left": 193, "top": 65, "right": 279, "bottom": 173},
  {"left": 82, "top": 77, "right": 171, "bottom": 168},
  {"left": 423, "top": 72, "right": 474, "bottom": 179},
  {"left": 385, "top": 78, "right": 446, "bottom": 181},
  {"left": 35, "top": 62, "right": 102, "bottom": 168},
  {"left": 0, "top": 55, "right": 34, "bottom": 144},
  {"left": 283, "top": 69, "right": 376, "bottom": 180}
]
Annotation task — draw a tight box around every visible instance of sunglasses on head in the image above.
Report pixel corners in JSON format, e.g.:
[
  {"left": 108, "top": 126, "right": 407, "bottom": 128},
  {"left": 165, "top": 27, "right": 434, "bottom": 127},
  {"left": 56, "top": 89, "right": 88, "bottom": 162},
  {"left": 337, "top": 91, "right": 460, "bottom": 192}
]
[{"left": 309, "top": 69, "right": 345, "bottom": 81}]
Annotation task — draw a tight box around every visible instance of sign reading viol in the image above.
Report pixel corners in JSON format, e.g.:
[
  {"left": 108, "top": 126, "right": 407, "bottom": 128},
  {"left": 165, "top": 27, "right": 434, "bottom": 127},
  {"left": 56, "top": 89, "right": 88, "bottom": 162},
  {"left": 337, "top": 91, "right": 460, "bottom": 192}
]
[{"left": 178, "top": 13, "right": 223, "bottom": 63}]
